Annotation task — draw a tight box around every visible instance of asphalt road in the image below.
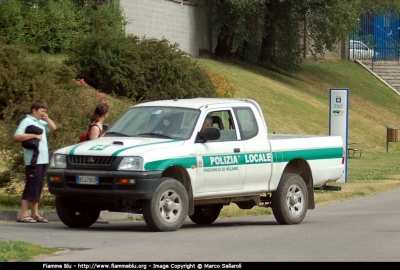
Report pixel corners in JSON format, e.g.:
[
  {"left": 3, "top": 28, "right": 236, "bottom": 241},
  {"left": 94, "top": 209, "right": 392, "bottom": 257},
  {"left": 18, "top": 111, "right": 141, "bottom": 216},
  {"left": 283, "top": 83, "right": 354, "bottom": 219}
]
[{"left": 1, "top": 188, "right": 400, "bottom": 262}]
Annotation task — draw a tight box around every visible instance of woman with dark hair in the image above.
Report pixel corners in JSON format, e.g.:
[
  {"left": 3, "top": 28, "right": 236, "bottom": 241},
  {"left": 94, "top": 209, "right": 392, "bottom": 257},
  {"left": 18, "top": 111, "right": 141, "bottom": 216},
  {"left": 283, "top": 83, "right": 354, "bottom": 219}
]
[
  {"left": 88, "top": 103, "right": 109, "bottom": 140},
  {"left": 88, "top": 103, "right": 109, "bottom": 223}
]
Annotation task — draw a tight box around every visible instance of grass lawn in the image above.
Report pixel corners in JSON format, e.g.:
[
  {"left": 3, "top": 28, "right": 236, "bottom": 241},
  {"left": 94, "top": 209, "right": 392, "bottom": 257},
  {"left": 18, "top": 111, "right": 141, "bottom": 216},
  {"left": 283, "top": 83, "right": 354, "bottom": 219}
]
[
  {"left": 1, "top": 57, "right": 400, "bottom": 261},
  {"left": 2, "top": 58, "right": 400, "bottom": 210},
  {"left": 195, "top": 58, "right": 400, "bottom": 217},
  {"left": 220, "top": 151, "right": 400, "bottom": 217},
  {"left": 0, "top": 240, "right": 59, "bottom": 262}
]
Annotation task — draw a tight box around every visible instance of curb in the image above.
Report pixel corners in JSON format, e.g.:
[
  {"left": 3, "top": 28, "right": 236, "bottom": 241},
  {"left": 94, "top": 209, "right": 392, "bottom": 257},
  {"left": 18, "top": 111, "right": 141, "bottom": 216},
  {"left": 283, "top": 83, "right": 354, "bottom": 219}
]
[{"left": 0, "top": 210, "right": 142, "bottom": 222}]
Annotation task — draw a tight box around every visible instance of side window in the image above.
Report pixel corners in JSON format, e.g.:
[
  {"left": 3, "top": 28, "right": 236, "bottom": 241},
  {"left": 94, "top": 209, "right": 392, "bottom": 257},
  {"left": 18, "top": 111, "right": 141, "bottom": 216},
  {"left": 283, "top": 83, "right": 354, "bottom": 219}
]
[
  {"left": 233, "top": 107, "right": 258, "bottom": 140},
  {"left": 203, "top": 110, "right": 237, "bottom": 142}
]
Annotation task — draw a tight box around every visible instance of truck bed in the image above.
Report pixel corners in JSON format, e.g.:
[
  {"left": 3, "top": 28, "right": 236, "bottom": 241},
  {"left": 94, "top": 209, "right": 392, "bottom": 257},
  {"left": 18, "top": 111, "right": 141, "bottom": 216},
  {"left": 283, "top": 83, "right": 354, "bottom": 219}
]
[{"left": 268, "top": 133, "right": 323, "bottom": 140}]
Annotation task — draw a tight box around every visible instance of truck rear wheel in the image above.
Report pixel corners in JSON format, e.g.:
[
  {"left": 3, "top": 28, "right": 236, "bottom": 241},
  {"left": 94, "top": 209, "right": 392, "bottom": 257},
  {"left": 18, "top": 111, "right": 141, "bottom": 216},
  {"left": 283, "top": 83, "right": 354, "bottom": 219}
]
[
  {"left": 55, "top": 196, "right": 100, "bottom": 228},
  {"left": 271, "top": 173, "right": 308, "bottom": 225},
  {"left": 142, "top": 178, "right": 189, "bottom": 232},
  {"left": 189, "top": 204, "right": 223, "bottom": 224}
]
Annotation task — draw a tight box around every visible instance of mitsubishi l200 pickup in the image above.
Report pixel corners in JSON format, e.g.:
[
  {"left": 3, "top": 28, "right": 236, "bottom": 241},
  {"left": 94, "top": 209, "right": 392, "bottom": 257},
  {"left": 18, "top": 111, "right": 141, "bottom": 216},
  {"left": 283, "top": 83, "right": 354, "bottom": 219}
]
[{"left": 47, "top": 98, "right": 344, "bottom": 231}]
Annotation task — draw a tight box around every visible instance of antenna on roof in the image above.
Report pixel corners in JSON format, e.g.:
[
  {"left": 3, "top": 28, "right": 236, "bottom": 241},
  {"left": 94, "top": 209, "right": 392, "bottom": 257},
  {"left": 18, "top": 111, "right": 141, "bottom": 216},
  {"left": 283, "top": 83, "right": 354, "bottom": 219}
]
[{"left": 174, "top": 95, "right": 178, "bottom": 101}]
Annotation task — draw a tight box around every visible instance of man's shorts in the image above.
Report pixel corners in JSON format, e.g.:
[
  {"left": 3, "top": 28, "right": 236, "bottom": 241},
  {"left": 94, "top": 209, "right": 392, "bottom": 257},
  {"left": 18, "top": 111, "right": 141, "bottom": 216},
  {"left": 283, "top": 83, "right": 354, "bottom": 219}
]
[{"left": 22, "top": 164, "right": 47, "bottom": 201}]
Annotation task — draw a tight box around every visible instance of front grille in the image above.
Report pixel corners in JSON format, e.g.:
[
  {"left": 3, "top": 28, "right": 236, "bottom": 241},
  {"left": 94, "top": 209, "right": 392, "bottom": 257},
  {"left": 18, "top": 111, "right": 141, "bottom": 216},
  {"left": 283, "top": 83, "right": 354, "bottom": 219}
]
[
  {"left": 68, "top": 155, "right": 117, "bottom": 166},
  {"left": 65, "top": 175, "right": 114, "bottom": 190}
]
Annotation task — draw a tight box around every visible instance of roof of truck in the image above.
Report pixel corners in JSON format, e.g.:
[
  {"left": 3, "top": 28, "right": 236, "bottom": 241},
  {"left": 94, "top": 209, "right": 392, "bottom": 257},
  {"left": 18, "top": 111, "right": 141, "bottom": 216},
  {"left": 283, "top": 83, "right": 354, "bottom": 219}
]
[{"left": 133, "top": 98, "right": 252, "bottom": 109}]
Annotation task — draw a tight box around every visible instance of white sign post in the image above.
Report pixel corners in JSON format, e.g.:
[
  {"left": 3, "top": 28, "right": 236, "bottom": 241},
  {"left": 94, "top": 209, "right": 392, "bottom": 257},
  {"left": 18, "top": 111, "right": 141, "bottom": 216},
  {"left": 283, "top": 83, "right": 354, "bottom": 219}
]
[{"left": 329, "top": 88, "right": 349, "bottom": 183}]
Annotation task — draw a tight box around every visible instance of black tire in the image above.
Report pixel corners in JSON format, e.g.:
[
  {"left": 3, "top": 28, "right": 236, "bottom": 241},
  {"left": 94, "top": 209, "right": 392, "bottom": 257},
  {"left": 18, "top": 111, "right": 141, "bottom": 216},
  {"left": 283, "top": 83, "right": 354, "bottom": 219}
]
[
  {"left": 189, "top": 204, "right": 222, "bottom": 225},
  {"left": 271, "top": 173, "right": 308, "bottom": 225},
  {"left": 142, "top": 178, "right": 189, "bottom": 232},
  {"left": 55, "top": 196, "right": 100, "bottom": 228}
]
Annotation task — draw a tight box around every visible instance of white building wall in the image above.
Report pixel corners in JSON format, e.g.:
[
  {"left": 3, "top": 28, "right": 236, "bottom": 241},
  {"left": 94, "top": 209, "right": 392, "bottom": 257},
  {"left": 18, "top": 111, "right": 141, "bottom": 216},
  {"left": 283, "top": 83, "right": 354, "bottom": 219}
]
[{"left": 118, "top": 0, "right": 212, "bottom": 57}]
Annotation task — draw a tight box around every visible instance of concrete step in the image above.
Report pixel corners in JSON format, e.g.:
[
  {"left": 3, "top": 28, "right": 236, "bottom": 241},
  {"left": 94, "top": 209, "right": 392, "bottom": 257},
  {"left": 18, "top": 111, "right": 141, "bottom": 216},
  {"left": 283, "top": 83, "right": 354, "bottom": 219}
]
[
  {"left": 355, "top": 59, "right": 400, "bottom": 95},
  {"left": 372, "top": 67, "right": 400, "bottom": 70},
  {"left": 382, "top": 76, "right": 400, "bottom": 79},
  {"left": 378, "top": 76, "right": 400, "bottom": 79},
  {"left": 372, "top": 61, "right": 400, "bottom": 66},
  {"left": 381, "top": 77, "right": 400, "bottom": 84},
  {"left": 370, "top": 66, "right": 400, "bottom": 69},
  {"left": 377, "top": 67, "right": 400, "bottom": 69},
  {"left": 374, "top": 72, "right": 400, "bottom": 75},
  {"left": 381, "top": 79, "right": 400, "bottom": 82},
  {"left": 376, "top": 73, "right": 400, "bottom": 75},
  {"left": 386, "top": 85, "right": 400, "bottom": 89},
  {"left": 372, "top": 69, "right": 400, "bottom": 72},
  {"left": 380, "top": 76, "right": 400, "bottom": 80},
  {"left": 379, "top": 79, "right": 400, "bottom": 83},
  {"left": 372, "top": 62, "right": 400, "bottom": 65},
  {"left": 378, "top": 71, "right": 400, "bottom": 74}
]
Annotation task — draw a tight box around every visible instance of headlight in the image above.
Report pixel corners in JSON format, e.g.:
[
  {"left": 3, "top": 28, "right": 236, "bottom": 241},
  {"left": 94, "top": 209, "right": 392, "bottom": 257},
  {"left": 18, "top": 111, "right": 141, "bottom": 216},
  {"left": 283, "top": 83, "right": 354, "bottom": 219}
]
[
  {"left": 50, "top": 154, "right": 66, "bottom": 168},
  {"left": 118, "top": 157, "right": 143, "bottom": 171}
]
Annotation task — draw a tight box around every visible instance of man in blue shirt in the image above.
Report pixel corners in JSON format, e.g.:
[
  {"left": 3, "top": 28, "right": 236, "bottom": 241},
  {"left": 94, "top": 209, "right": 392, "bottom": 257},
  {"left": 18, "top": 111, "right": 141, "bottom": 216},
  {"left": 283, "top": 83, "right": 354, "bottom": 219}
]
[{"left": 14, "top": 100, "right": 56, "bottom": 223}]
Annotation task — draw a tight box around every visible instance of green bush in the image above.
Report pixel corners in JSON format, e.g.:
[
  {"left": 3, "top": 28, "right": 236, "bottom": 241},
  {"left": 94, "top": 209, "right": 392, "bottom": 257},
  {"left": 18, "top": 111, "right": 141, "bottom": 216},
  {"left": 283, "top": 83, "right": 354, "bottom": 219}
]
[
  {"left": 204, "top": 70, "right": 236, "bottom": 98},
  {"left": 0, "top": 0, "right": 125, "bottom": 53},
  {"left": 0, "top": 44, "right": 76, "bottom": 117},
  {"left": 0, "top": 44, "right": 130, "bottom": 193},
  {"left": 66, "top": 32, "right": 143, "bottom": 98},
  {"left": 138, "top": 38, "right": 216, "bottom": 101},
  {"left": 67, "top": 33, "right": 217, "bottom": 101}
]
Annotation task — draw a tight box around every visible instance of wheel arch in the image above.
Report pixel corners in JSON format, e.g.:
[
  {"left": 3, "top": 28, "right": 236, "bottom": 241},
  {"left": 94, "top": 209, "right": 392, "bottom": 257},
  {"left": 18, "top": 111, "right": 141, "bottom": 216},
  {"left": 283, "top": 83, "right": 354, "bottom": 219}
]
[
  {"left": 160, "top": 165, "right": 194, "bottom": 215},
  {"left": 282, "top": 158, "right": 315, "bottom": 209}
]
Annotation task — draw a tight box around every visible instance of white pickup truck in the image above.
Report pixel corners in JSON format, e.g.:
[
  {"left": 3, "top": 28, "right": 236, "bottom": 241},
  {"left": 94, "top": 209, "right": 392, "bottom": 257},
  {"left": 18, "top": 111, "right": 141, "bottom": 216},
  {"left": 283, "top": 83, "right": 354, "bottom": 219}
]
[{"left": 47, "top": 98, "right": 344, "bottom": 231}]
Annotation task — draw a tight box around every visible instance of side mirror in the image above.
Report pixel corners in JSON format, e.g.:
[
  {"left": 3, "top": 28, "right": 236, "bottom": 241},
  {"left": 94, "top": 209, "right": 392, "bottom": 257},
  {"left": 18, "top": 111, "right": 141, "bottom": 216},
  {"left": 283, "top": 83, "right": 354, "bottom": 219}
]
[
  {"left": 103, "top": 124, "right": 110, "bottom": 132},
  {"left": 203, "top": 127, "right": 220, "bottom": 141}
]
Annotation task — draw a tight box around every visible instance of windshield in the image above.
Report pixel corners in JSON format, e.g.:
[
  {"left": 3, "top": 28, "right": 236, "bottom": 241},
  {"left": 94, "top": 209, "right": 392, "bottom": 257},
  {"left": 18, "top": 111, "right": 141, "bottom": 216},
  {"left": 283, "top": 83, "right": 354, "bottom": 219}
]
[{"left": 104, "top": 106, "right": 200, "bottom": 140}]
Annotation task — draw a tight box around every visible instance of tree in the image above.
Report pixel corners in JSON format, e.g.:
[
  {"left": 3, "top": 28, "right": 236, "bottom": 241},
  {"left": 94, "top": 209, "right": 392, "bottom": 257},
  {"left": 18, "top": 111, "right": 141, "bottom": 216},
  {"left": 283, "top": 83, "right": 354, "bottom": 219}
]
[
  {"left": 202, "top": 0, "right": 266, "bottom": 62},
  {"left": 361, "top": 0, "right": 400, "bottom": 14},
  {"left": 202, "top": 0, "right": 400, "bottom": 72}
]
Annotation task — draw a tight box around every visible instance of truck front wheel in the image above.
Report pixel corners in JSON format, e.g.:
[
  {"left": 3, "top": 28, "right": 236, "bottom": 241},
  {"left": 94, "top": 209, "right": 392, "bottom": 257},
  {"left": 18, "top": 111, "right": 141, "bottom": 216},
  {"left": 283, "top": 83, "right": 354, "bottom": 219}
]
[
  {"left": 189, "top": 204, "right": 223, "bottom": 225},
  {"left": 271, "top": 173, "right": 308, "bottom": 225},
  {"left": 55, "top": 196, "right": 100, "bottom": 228},
  {"left": 142, "top": 178, "right": 189, "bottom": 232}
]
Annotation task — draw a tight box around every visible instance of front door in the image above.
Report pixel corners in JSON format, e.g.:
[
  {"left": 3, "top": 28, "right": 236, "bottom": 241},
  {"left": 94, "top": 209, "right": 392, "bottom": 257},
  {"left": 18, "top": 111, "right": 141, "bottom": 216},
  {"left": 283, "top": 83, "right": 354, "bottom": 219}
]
[{"left": 195, "top": 109, "right": 245, "bottom": 193}]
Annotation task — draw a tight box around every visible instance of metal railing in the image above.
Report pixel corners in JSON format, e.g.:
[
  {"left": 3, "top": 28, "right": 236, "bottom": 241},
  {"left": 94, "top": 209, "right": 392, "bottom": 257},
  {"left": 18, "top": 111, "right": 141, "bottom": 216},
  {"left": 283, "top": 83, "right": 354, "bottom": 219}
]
[{"left": 349, "top": 12, "right": 400, "bottom": 70}]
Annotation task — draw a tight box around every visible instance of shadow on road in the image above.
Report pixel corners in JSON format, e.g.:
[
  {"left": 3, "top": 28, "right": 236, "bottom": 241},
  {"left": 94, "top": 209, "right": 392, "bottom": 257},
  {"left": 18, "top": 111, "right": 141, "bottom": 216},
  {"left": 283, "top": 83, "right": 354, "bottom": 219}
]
[{"left": 2, "top": 217, "right": 281, "bottom": 233}]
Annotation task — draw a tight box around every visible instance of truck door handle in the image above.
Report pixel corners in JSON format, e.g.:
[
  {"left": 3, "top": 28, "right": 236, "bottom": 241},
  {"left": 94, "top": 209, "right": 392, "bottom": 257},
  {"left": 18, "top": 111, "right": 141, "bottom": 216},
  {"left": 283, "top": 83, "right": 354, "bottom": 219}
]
[{"left": 234, "top": 148, "right": 240, "bottom": 153}]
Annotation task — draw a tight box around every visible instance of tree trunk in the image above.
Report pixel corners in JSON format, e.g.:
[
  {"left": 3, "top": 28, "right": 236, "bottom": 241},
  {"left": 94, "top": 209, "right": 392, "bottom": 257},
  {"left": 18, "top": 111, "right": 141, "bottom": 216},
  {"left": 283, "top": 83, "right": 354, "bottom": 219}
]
[{"left": 214, "top": 35, "right": 233, "bottom": 59}]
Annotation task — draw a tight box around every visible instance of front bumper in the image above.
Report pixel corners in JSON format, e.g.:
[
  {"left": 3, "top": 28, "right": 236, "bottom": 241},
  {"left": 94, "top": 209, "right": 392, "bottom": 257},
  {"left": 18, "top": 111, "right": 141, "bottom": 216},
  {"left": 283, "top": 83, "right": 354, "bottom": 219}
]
[{"left": 46, "top": 169, "right": 163, "bottom": 200}]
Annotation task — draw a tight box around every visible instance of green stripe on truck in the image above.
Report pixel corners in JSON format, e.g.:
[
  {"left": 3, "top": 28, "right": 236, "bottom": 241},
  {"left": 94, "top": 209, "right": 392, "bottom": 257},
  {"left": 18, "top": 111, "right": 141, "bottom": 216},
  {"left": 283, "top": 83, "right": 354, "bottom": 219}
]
[{"left": 144, "top": 147, "right": 343, "bottom": 171}]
